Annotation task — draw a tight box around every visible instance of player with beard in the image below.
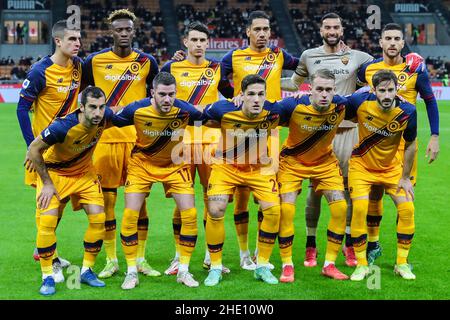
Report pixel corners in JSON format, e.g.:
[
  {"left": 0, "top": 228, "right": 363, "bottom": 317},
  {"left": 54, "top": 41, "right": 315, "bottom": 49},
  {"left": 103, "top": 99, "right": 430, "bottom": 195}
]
[{"left": 357, "top": 23, "right": 439, "bottom": 265}]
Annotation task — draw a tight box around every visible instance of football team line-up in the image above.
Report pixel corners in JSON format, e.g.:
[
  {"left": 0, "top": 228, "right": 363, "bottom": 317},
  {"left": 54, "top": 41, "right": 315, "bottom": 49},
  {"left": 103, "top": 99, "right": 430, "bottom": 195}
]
[{"left": 17, "top": 8, "right": 439, "bottom": 296}]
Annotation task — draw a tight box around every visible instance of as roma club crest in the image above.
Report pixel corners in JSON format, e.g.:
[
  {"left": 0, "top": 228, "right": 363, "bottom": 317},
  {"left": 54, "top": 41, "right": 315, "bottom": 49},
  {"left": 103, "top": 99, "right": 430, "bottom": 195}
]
[{"left": 341, "top": 56, "right": 349, "bottom": 65}]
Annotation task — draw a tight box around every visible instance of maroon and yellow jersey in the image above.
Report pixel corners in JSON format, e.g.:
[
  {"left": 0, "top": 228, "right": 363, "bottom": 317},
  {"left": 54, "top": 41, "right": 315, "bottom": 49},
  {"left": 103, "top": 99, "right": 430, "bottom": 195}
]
[
  {"left": 19, "top": 55, "right": 82, "bottom": 142},
  {"left": 40, "top": 108, "right": 113, "bottom": 176},
  {"left": 278, "top": 95, "right": 347, "bottom": 165},
  {"left": 357, "top": 57, "right": 438, "bottom": 135},
  {"left": 203, "top": 99, "right": 281, "bottom": 169},
  {"left": 346, "top": 92, "right": 417, "bottom": 171},
  {"left": 83, "top": 48, "right": 159, "bottom": 142},
  {"left": 111, "top": 98, "right": 203, "bottom": 166},
  {"left": 161, "top": 58, "right": 226, "bottom": 143},
  {"left": 221, "top": 45, "right": 298, "bottom": 101}
]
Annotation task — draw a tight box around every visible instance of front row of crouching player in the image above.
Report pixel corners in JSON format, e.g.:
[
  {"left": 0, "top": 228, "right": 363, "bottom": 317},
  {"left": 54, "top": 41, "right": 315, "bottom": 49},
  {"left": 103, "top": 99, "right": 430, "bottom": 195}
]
[{"left": 26, "top": 70, "right": 417, "bottom": 295}]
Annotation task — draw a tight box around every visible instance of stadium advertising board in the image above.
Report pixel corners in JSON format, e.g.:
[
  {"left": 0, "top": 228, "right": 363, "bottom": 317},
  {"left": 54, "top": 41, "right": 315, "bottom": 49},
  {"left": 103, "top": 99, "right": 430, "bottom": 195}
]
[
  {"left": 1, "top": 83, "right": 449, "bottom": 103},
  {"left": 208, "top": 38, "right": 285, "bottom": 50}
]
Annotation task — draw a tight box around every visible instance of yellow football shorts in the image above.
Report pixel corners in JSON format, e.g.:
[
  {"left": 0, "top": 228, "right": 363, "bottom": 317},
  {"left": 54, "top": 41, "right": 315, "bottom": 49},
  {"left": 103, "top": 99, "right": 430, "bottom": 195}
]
[
  {"left": 36, "top": 168, "right": 104, "bottom": 214},
  {"left": 93, "top": 142, "right": 134, "bottom": 189},
  {"left": 277, "top": 154, "right": 345, "bottom": 194},
  {"left": 124, "top": 155, "right": 194, "bottom": 196},
  {"left": 207, "top": 163, "right": 279, "bottom": 204},
  {"left": 348, "top": 158, "right": 408, "bottom": 198}
]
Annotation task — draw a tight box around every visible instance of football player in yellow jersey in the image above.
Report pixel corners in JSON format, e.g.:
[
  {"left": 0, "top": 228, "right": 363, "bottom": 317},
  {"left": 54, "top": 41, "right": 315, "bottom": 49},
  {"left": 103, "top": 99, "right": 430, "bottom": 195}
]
[
  {"left": 26, "top": 87, "right": 111, "bottom": 296},
  {"left": 111, "top": 72, "right": 204, "bottom": 289},
  {"left": 202, "top": 75, "right": 281, "bottom": 286},
  {"left": 17, "top": 19, "right": 82, "bottom": 279},
  {"left": 277, "top": 69, "right": 350, "bottom": 282},
  {"left": 161, "top": 21, "right": 233, "bottom": 275},
  {"left": 221, "top": 10, "right": 298, "bottom": 269},
  {"left": 357, "top": 23, "right": 439, "bottom": 265},
  {"left": 83, "top": 9, "right": 160, "bottom": 279},
  {"left": 346, "top": 70, "right": 417, "bottom": 281}
]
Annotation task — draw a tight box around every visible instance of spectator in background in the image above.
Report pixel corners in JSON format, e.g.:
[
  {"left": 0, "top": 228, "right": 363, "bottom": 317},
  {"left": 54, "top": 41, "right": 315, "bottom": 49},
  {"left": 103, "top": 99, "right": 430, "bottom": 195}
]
[
  {"left": 16, "top": 23, "right": 23, "bottom": 44},
  {"left": 22, "top": 23, "right": 28, "bottom": 44},
  {"left": 443, "top": 74, "right": 449, "bottom": 86},
  {"left": 412, "top": 25, "right": 419, "bottom": 45}
]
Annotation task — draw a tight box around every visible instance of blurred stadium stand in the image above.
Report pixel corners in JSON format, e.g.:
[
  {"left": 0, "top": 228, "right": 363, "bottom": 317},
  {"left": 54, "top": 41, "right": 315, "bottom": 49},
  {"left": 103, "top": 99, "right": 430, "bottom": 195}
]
[{"left": 0, "top": 0, "right": 449, "bottom": 84}]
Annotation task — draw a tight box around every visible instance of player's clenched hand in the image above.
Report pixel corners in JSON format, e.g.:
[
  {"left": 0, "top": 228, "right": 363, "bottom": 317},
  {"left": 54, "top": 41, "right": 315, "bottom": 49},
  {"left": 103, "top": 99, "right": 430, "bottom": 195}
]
[
  {"left": 24, "top": 153, "right": 35, "bottom": 172},
  {"left": 396, "top": 177, "right": 414, "bottom": 202},
  {"left": 171, "top": 50, "right": 186, "bottom": 61},
  {"left": 426, "top": 135, "right": 439, "bottom": 164},
  {"left": 37, "top": 183, "right": 60, "bottom": 210},
  {"left": 231, "top": 94, "right": 243, "bottom": 107}
]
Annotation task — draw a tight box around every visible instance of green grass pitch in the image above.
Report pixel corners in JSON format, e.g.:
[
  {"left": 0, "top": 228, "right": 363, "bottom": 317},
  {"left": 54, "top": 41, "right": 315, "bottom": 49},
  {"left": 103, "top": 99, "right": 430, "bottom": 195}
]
[{"left": 0, "top": 101, "right": 448, "bottom": 300}]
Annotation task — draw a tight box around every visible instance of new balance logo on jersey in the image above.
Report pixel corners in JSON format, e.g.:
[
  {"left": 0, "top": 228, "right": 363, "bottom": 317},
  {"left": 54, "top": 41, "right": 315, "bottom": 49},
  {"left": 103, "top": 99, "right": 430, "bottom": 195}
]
[
  {"left": 304, "top": 116, "right": 312, "bottom": 121},
  {"left": 234, "top": 123, "right": 242, "bottom": 128},
  {"left": 57, "top": 78, "right": 64, "bottom": 83},
  {"left": 245, "top": 56, "right": 251, "bottom": 61},
  {"left": 105, "top": 64, "right": 113, "bottom": 69},
  {"left": 314, "top": 60, "right": 321, "bottom": 64},
  {"left": 144, "top": 121, "right": 152, "bottom": 126},
  {"left": 366, "top": 115, "right": 373, "bottom": 121},
  {"left": 73, "top": 140, "right": 82, "bottom": 145},
  {"left": 181, "top": 72, "right": 189, "bottom": 77}
]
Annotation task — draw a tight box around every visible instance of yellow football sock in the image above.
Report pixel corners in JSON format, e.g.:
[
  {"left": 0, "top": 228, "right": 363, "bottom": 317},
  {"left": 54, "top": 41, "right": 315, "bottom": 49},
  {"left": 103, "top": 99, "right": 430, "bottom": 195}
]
[
  {"left": 234, "top": 187, "right": 250, "bottom": 252},
  {"left": 367, "top": 199, "right": 383, "bottom": 242},
  {"left": 350, "top": 199, "right": 369, "bottom": 266},
  {"left": 172, "top": 206, "right": 182, "bottom": 255},
  {"left": 206, "top": 213, "right": 225, "bottom": 268},
  {"left": 396, "top": 202, "right": 415, "bottom": 265},
  {"left": 103, "top": 191, "right": 117, "bottom": 260},
  {"left": 179, "top": 208, "right": 198, "bottom": 265},
  {"left": 37, "top": 214, "right": 58, "bottom": 276},
  {"left": 257, "top": 205, "right": 280, "bottom": 265},
  {"left": 279, "top": 202, "right": 295, "bottom": 265},
  {"left": 137, "top": 204, "right": 149, "bottom": 260},
  {"left": 83, "top": 213, "right": 105, "bottom": 268},
  {"left": 120, "top": 208, "right": 139, "bottom": 267},
  {"left": 325, "top": 199, "right": 347, "bottom": 262}
]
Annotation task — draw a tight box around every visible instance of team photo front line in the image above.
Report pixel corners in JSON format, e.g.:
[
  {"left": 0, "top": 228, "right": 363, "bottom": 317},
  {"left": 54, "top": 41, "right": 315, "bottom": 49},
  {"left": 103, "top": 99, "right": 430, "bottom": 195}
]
[{"left": 17, "top": 9, "right": 439, "bottom": 296}]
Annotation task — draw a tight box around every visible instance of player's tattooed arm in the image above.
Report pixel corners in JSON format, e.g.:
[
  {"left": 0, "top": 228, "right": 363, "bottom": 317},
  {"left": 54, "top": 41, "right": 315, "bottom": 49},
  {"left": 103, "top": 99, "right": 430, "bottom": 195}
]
[
  {"left": 323, "top": 190, "right": 346, "bottom": 203},
  {"left": 26, "top": 137, "right": 60, "bottom": 209}
]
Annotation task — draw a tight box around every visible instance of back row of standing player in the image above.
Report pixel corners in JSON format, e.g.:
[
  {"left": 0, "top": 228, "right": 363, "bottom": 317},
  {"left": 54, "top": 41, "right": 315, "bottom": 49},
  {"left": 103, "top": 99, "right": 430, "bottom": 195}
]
[{"left": 17, "top": 9, "right": 439, "bottom": 293}]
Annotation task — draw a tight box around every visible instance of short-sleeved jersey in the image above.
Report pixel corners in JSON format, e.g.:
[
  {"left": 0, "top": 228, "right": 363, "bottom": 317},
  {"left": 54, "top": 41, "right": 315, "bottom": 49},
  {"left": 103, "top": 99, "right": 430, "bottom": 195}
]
[
  {"left": 41, "top": 108, "right": 114, "bottom": 176},
  {"left": 295, "top": 46, "right": 372, "bottom": 128},
  {"left": 20, "top": 55, "right": 83, "bottom": 138},
  {"left": 346, "top": 92, "right": 417, "bottom": 171},
  {"left": 83, "top": 48, "right": 159, "bottom": 143},
  {"left": 112, "top": 98, "right": 203, "bottom": 166},
  {"left": 278, "top": 95, "right": 347, "bottom": 164},
  {"left": 296, "top": 46, "right": 373, "bottom": 95},
  {"left": 221, "top": 45, "right": 298, "bottom": 101},
  {"left": 203, "top": 100, "right": 281, "bottom": 168},
  {"left": 161, "top": 58, "right": 224, "bottom": 143},
  {"left": 357, "top": 57, "right": 431, "bottom": 106}
]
